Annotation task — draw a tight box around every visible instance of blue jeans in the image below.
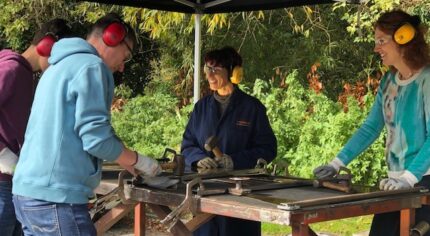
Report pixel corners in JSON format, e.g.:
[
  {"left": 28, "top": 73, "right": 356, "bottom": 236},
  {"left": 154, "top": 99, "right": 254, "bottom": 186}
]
[
  {"left": 0, "top": 181, "right": 21, "bottom": 236},
  {"left": 13, "top": 195, "right": 96, "bottom": 236}
]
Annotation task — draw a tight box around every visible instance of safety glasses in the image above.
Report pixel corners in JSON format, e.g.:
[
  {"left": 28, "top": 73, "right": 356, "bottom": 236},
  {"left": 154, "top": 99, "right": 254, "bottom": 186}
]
[
  {"left": 374, "top": 36, "right": 392, "bottom": 46},
  {"left": 122, "top": 40, "right": 133, "bottom": 63},
  {"left": 204, "top": 64, "right": 224, "bottom": 75}
]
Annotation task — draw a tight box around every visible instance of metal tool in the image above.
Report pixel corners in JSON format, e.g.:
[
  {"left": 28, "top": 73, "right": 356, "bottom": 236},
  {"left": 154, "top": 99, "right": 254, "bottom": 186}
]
[
  {"left": 177, "top": 160, "right": 269, "bottom": 181},
  {"left": 160, "top": 178, "right": 203, "bottom": 231},
  {"left": 411, "top": 221, "right": 430, "bottom": 236},
  {"left": 204, "top": 136, "right": 223, "bottom": 162},
  {"left": 313, "top": 166, "right": 354, "bottom": 193},
  {"left": 157, "top": 148, "right": 185, "bottom": 176},
  {"left": 228, "top": 177, "right": 252, "bottom": 196},
  {"left": 90, "top": 169, "right": 135, "bottom": 220}
]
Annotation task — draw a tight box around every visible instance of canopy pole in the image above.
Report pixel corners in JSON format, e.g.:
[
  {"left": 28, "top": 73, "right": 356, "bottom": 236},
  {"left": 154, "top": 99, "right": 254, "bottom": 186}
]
[{"left": 193, "top": 13, "right": 202, "bottom": 103}]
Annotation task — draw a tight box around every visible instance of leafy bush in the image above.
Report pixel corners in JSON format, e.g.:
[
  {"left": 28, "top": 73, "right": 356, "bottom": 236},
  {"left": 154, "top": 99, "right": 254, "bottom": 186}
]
[
  {"left": 251, "top": 72, "right": 386, "bottom": 185},
  {"left": 112, "top": 89, "right": 193, "bottom": 158}
]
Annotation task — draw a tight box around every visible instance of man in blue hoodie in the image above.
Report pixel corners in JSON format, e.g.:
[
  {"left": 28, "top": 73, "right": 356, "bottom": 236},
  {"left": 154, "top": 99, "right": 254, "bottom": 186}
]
[
  {"left": 12, "top": 13, "right": 161, "bottom": 235},
  {"left": 0, "top": 19, "right": 74, "bottom": 236}
]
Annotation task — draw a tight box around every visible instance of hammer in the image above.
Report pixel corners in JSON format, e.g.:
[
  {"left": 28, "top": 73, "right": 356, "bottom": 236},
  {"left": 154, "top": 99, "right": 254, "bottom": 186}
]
[
  {"left": 204, "top": 136, "right": 223, "bottom": 162},
  {"left": 313, "top": 179, "right": 353, "bottom": 193},
  {"left": 157, "top": 148, "right": 185, "bottom": 176}
]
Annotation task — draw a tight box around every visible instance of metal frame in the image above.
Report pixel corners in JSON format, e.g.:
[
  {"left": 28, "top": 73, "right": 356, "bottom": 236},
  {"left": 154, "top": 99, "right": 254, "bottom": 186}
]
[{"left": 121, "top": 183, "right": 430, "bottom": 236}]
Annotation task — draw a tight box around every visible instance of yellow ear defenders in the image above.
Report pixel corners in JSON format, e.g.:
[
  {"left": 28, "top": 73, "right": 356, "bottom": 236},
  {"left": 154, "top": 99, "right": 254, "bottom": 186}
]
[
  {"left": 393, "top": 23, "right": 416, "bottom": 45},
  {"left": 230, "top": 66, "right": 244, "bottom": 84}
]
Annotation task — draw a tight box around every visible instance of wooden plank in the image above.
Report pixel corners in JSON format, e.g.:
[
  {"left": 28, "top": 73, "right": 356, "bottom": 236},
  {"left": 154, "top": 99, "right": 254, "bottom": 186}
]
[
  {"left": 400, "top": 208, "right": 415, "bottom": 236},
  {"left": 279, "top": 187, "right": 424, "bottom": 210},
  {"left": 290, "top": 196, "right": 421, "bottom": 224},
  {"left": 185, "top": 213, "right": 215, "bottom": 232},
  {"left": 134, "top": 203, "right": 145, "bottom": 236},
  {"left": 94, "top": 203, "right": 135, "bottom": 235}
]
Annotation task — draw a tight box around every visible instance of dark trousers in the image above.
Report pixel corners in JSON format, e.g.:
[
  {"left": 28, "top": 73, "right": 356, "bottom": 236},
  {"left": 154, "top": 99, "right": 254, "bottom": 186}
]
[
  {"left": 369, "top": 175, "right": 430, "bottom": 236},
  {"left": 193, "top": 215, "right": 261, "bottom": 236}
]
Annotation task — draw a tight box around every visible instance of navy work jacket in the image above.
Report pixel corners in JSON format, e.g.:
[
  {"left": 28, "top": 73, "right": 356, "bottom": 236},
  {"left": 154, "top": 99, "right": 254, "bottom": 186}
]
[{"left": 181, "top": 87, "right": 277, "bottom": 169}]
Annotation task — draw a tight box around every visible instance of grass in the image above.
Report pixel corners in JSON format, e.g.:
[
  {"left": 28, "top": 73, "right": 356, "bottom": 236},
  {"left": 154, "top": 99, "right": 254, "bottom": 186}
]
[{"left": 262, "top": 215, "right": 373, "bottom": 236}]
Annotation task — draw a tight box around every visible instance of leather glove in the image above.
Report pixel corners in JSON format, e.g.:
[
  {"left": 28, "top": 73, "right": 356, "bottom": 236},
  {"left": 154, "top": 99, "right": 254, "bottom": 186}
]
[
  {"left": 217, "top": 154, "right": 233, "bottom": 170},
  {"left": 379, "top": 171, "right": 417, "bottom": 191},
  {"left": 197, "top": 157, "right": 218, "bottom": 169},
  {"left": 134, "top": 153, "right": 161, "bottom": 177},
  {"left": 0, "top": 147, "right": 18, "bottom": 175},
  {"left": 313, "top": 158, "right": 344, "bottom": 179}
]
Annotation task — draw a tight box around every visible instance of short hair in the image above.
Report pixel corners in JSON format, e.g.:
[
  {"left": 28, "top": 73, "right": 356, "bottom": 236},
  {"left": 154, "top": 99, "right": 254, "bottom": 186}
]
[
  {"left": 375, "top": 10, "right": 430, "bottom": 70},
  {"left": 31, "top": 19, "right": 74, "bottom": 46},
  {"left": 88, "top": 13, "right": 137, "bottom": 50},
  {"left": 204, "top": 46, "right": 242, "bottom": 76}
]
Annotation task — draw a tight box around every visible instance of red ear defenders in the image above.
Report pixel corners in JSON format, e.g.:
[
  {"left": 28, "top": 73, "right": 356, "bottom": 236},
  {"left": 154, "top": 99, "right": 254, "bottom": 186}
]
[
  {"left": 102, "top": 22, "right": 127, "bottom": 47},
  {"left": 36, "top": 33, "right": 57, "bottom": 57}
]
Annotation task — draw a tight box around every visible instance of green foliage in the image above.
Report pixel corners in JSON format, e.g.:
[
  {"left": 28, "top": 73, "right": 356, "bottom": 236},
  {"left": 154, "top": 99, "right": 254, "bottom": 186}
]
[
  {"left": 246, "top": 71, "right": 308, "bottom": 157},
  {"left": 112, "top": 85, "right": 193, "bottom": 158},
  {"left": 250, "top": 73, "right": 386, "bottom": 185},
  {"left": 262, "top": 215, "right": 372, "bottom": 235}
]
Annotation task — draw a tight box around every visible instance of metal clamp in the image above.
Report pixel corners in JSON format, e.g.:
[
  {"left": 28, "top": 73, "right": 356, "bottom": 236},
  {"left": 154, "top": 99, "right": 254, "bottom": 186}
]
[
  {"left": 160, "top": 177, "right": 202, "bottom": 231},
  {"left": 117, "top": 170, "right": 136, "bottom": 205},
  {"left": 228, "top": 177, "right": 251, "bottom": 196},
  {"left": 255, "top": 158, "right": 268, "bottom": 169}
]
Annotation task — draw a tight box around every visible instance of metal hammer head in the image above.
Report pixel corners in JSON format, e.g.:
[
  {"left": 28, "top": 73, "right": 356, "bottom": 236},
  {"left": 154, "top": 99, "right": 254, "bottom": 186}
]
[{"left": 204, "top": 136, "right": 218, "bottom": 152}]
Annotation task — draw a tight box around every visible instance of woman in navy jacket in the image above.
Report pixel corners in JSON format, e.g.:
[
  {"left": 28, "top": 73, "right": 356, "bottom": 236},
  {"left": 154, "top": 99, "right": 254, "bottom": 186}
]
[{"left": 181, "top": 46, "right": 277, "bottom": 236}]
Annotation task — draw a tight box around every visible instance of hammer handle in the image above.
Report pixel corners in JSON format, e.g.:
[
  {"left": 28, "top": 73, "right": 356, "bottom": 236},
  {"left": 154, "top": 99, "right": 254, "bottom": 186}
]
[
  {"left": 160, "top": 162, "right": 177, "bottom": 170},
  {"left": 212, "top": 147, "right": 223, "bottom": 160}
]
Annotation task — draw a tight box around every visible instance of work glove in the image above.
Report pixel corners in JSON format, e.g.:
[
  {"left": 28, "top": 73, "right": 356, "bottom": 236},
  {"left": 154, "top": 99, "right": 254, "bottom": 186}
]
[
  {"left": 134, "top": 153, "right": 161, "bottom": 177},
  {"left": 142, "top": 176, "right": 179, "bottom": 189},
  {"left": 379, "top": 171, "right": 418, "bottom": 191},
  {"left": 313, "top": 158, "right": 345, "bottom": 180},
  {"left": 0, "top": 147, "right": 18, "bottom": 175},
  {"left": 217, "top": 154, "right": 233, "bottom": 170},
  {"left": 197, "top": 157, "right": 218, "bottom": 169}
]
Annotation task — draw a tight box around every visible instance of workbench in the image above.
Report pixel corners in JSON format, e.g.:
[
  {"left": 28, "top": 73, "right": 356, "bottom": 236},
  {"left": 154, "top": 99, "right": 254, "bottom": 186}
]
[{"left": 94, "top": 170, "right": 430, "bottom": 236}]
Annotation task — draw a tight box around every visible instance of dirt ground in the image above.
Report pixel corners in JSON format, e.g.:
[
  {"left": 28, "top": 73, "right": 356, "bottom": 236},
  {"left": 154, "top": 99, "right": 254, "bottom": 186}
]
[{"left": 104, "top": 210, "right": 171, "bottom": 236}]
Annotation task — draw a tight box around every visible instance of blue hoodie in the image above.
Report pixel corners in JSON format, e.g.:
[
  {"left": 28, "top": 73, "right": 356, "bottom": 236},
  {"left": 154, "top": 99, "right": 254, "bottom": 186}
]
[{"left": 13, "top": 38, "right": 123, "bottom": 204}]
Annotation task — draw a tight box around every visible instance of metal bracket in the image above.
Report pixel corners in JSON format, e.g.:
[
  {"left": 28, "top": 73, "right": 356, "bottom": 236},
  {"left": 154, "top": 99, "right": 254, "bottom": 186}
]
[
  {"left": 160, "top": 177, "right": 203, "bottom": 232},
  {"left": 228, "top": 177, "right": 252, "bottom": 196},
  {"left": 117, "top": 170, "right": 136, "bottom": 205}
]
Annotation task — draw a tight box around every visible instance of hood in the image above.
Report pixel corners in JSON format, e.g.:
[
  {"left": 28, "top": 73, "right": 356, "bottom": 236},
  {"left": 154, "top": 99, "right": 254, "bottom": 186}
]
[
  {"left": 0, "top": 49, "right": 32, "bottom": 72},
  {"left": 48, "top": 38, "right": 99, "bottom": 65}
]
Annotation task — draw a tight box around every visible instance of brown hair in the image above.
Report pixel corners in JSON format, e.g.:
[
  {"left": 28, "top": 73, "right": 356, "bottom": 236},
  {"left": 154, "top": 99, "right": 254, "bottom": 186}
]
[
  {"left": 204, "top": 46, "right": 242, "bottom": 77},
  {"left": 375, "top": 10, "right": 430, "bottom": 70},
  {"left": 31, "top": 19, "right": 74, "bottom": 46}
]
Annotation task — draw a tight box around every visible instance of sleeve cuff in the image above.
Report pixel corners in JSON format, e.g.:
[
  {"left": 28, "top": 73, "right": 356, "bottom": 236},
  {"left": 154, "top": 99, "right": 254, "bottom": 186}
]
[
  {"left": 400, "top": 170, "right": 419, "bottom": 187},
  {"left": 330, "top": 157, "right": 346, "bottom": 172}
]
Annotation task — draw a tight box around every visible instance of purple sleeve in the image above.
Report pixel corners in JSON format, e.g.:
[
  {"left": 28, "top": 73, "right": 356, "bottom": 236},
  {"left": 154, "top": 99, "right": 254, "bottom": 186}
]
[{"left": 0, "top": 61, "right": 18, "bottom": 151}]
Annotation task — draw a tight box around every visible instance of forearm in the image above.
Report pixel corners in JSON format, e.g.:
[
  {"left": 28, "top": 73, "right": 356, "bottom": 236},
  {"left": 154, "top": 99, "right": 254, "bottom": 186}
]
[{"left": 116, "top": 147, "right": 137, "bottom": 166}]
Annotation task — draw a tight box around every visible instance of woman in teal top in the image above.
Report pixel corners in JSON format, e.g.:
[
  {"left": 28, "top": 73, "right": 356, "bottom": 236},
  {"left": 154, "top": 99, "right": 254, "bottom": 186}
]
[{"left": 313, "top": 10, "right": 430, "bottom": 236}]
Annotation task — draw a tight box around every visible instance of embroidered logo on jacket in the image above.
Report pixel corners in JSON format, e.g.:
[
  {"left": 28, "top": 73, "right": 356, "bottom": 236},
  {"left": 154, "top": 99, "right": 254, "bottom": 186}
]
[{"left": 236, "top": 120, "right": 251, "bottom": 127}]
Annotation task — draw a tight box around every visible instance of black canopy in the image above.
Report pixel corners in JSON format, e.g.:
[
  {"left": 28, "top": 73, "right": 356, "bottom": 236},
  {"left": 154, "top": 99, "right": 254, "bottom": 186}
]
[{"left": 79, "top": 0, "right": 343, "bottom": 13}]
